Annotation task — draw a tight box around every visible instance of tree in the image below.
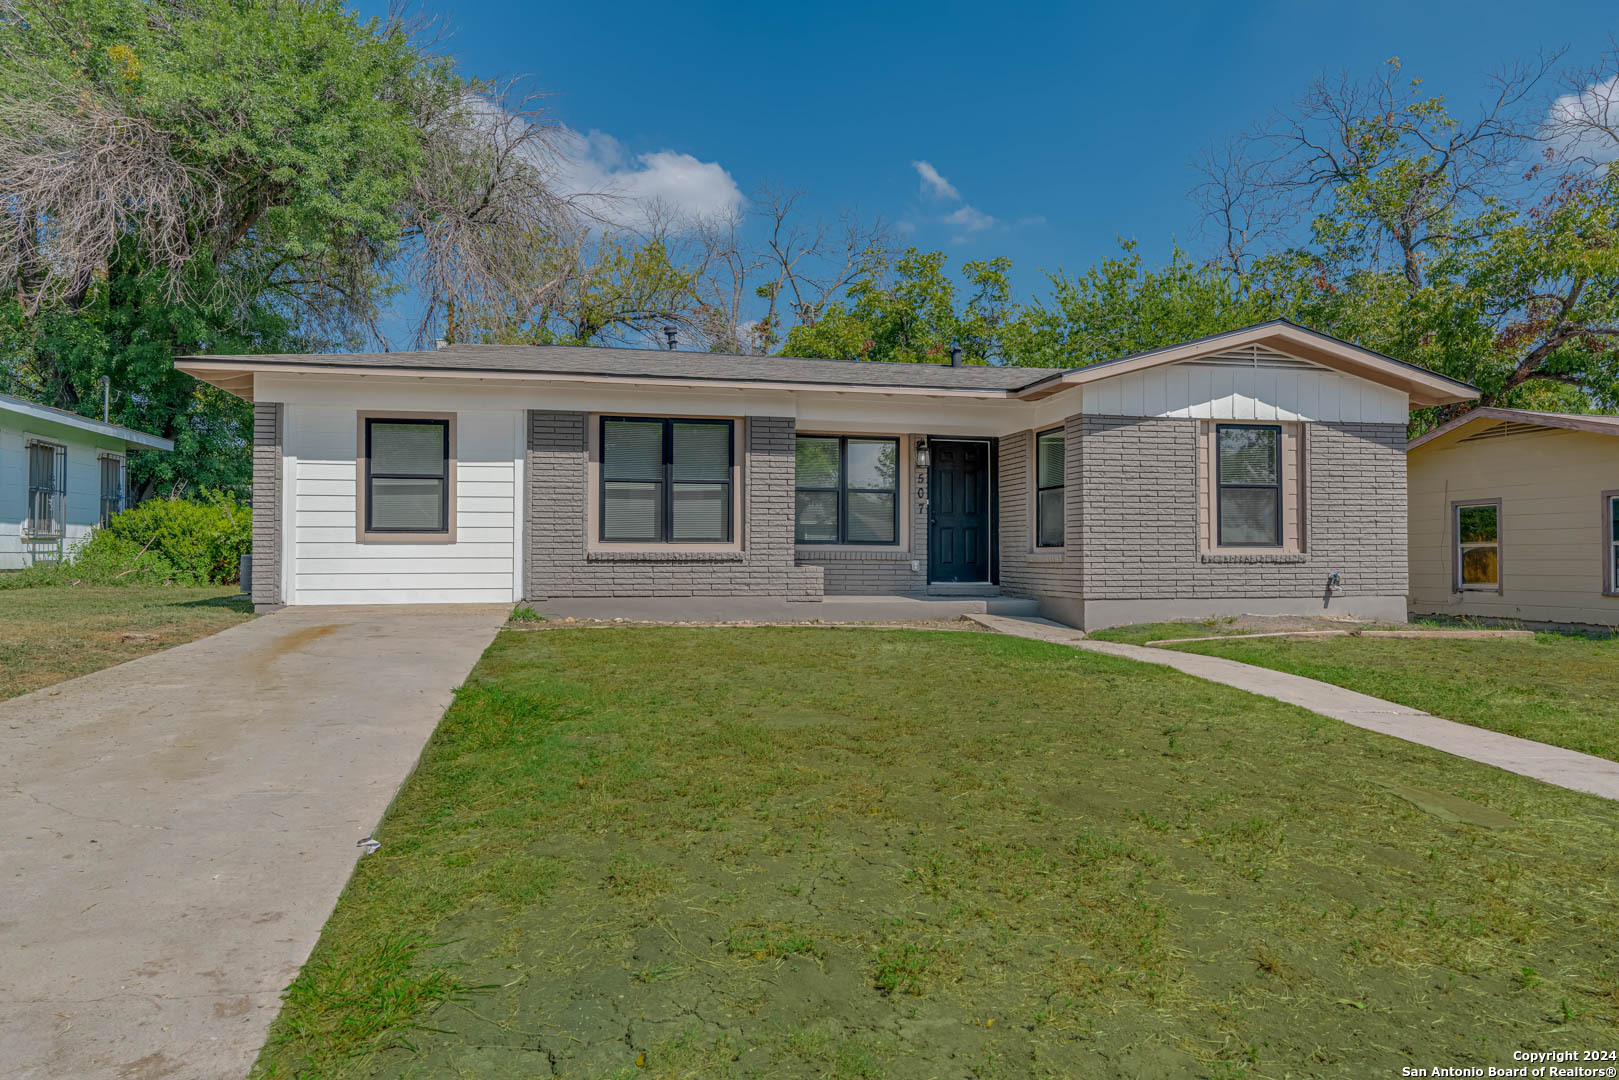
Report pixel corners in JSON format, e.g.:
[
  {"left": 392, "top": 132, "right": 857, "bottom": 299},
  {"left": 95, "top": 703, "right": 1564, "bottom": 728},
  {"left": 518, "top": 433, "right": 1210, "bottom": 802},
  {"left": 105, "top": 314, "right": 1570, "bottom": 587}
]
[
  {"left": 1193, "top": 52, "right": 1619, "bottom": 410},
  {"left": 783, "top": 248, "right": 1022, "bottom": 365},
  {"left": 0, "top": 0, "right": 576, "bottom": 493},
  {"left": 1006, "top": 241, "right": 1290, "bottom": 367},
  {"left": 689, "top": 185, "right": 889, "bottom": 354}
]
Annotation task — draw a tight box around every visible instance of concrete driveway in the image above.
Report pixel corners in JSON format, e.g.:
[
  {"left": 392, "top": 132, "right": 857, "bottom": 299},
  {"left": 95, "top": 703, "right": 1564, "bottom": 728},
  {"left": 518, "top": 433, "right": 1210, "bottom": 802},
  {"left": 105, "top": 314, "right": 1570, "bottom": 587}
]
[{"left": 0, "top": 605, "right": 508, "bottom": 1080}]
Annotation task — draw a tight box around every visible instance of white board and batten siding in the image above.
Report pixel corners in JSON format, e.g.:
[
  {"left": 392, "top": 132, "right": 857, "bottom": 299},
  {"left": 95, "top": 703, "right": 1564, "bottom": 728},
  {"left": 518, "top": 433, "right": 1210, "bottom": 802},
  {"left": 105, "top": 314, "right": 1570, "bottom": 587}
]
[
  {"left": 280, "top": 400, "right": 524, "bottom": 605},
  {"left": 1080, "top": 346, "right": 1409, "bottom": 425}
]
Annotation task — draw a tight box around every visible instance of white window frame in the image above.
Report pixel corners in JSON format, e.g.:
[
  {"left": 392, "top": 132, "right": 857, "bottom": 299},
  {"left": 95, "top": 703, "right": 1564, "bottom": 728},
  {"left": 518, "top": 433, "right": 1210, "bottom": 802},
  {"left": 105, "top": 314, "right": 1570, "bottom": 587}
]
[
  {"left": 98, "top": 451, "right": 127, "bottom": 527},
  {"left": 1453, "top": 498, "right": 1503, "bottom": 594},
  {"left": 23, "top": 436, "right": 68, "bottom": 540}
]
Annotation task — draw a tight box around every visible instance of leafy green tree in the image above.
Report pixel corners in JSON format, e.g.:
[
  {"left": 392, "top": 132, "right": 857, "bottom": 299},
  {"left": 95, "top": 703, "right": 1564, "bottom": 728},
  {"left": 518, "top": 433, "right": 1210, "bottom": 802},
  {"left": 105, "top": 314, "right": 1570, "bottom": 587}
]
[
  {"left": 783, "top": 249, "right": 1022, "bottom": 365},
  {"left": 0, "top": 0, "right": 570, "bottom": 492}
]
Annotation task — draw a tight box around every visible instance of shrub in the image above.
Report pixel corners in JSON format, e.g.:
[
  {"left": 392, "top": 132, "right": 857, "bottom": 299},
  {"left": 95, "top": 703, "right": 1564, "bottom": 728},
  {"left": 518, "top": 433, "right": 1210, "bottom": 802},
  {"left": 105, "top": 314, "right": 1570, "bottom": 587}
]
[
  {"left": 0, "top": 492, "right": 250, "bottom": 589},
  {"left": 103, "top": 492, "right": 251, "bottom": 585}
]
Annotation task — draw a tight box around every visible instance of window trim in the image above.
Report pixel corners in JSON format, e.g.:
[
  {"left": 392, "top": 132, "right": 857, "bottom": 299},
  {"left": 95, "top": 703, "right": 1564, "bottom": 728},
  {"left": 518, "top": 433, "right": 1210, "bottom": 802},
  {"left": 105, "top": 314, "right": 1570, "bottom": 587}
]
[
  {"left": 1214, "top": 423, "right": 1284, "bottom": 549},
  {"left": 1603, "top": 490, "right": 1619, "bottom": 597},
  {"left": 355, "top": 412, "right": 457, "bottom": 544},
  {"left": 1452, "top": 497, "right": 1503, "bottom": 594},
  {"left": 1032, "top": 426, "right": 1065, "bottom": 549},
  {"left": 598, "top": 416, "right": 735, "bottom": 545},
  {"left": 23, "top": 435, "right": 67, "bottom": 541},
  {"left": 793, "top": 434, "right": 902, "bottom": 547},
  {"left": 98, "top": 451, "right": 126, "bottom": 528}
]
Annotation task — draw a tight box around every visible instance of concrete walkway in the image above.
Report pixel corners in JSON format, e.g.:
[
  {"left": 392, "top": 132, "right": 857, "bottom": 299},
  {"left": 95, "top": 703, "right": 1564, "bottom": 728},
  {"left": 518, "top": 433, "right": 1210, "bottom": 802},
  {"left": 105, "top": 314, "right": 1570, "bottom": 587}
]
[
  {"left": 0, "top": 605, "right": 508, "bottom": 1080},
  {"left": 970, "top": 614, "right": 1619, "bottom": 802}
]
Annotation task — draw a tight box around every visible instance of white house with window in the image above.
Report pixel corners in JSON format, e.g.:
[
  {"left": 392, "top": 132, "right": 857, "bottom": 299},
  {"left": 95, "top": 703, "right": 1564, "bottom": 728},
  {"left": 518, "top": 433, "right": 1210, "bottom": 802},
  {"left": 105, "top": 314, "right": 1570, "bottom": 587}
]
[
  {"left": 177, "top": 321, "right": 1477, "bottom": 628},
  {"left": 1409, "top": 407, "right": 1619, "bottom": 628},
  {"left": 0, "top": 392, "right": 174, "bottom": 570}
]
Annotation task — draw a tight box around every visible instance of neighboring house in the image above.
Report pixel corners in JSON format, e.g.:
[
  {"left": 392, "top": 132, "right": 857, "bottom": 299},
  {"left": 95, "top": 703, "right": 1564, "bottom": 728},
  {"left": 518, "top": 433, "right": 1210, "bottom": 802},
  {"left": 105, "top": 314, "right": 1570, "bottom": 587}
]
[
  {"left": 176, "top": 320, "right": 1475, "bottom": 628},
  {"left": 0, "top": 392, "right": 175, "bottom": 570},
  {"left": 1408, "top": 407, "right": 1619, "bottom": 628}
]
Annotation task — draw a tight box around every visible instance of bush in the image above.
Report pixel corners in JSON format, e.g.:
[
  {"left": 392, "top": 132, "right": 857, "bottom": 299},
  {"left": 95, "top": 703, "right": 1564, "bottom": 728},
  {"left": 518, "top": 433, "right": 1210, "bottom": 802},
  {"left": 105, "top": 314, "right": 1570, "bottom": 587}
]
[
  {"left": 0, "top": 493, "right": 250, "bottom": 589},
  {"left": 103, "top": 492, "right": 251, "bottom": 584}
]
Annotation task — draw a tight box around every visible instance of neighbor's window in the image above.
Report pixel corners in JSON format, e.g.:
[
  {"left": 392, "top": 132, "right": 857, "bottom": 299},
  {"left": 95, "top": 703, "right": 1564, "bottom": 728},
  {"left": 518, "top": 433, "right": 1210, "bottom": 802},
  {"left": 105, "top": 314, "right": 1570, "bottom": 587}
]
[
  {"left": 99, "top": 454, "right": 126, "bottom": 527},
  {"left": 1455, "top": 501, "right": 1501, "bottom": 591},
  {"left": 1216, "top": 424, "right": 1282, "bottom": 547},
  {"left": 795, "top": 436, "right": 899, "bottom": 545},
  {"left": 601, "top": 417, "right": 734, "bottom": 543},
  {"left": 1609, "top": 494, "right": 1619, "bottom": 594},
  {"left": 25, "top": 440, "right": 66, "bottom": 539},
  {"left": 364, "top": 418, "right": 451, "bottom": 534},
  {"left": 1034, "top": 427, "right": 1065, "bottom": 547}
]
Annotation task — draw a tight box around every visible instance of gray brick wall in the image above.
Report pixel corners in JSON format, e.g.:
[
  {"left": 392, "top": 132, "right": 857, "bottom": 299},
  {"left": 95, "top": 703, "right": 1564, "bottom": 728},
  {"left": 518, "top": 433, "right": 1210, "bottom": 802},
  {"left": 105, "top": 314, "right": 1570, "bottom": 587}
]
[
  {"left": 251, "top": 401, "right": 282, "bottom": 609},
  {"left": 526, "top": 411, "right": 822, "bottom": 600},
  {"left": 998, "top": 418, "right": 1084, "bottom": 602},
  {"left": 1076, "top": 415, "right": 1406, "bottom": 600}
]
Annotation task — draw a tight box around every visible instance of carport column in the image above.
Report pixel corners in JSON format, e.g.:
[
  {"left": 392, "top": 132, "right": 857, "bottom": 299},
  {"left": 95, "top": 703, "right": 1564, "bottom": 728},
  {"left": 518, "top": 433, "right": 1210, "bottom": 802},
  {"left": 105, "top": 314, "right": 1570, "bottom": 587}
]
[{"left": 251, "top": 402, "right": 283, "bottom": 610}]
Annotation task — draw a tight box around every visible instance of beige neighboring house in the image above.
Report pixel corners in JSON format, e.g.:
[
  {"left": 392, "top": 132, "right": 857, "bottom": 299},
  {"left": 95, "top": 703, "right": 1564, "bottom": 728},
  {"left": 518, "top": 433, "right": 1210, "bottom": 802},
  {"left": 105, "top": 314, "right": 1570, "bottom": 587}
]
[{"left": 1408, "top": 407, "right": 1619, "bottom": 628}]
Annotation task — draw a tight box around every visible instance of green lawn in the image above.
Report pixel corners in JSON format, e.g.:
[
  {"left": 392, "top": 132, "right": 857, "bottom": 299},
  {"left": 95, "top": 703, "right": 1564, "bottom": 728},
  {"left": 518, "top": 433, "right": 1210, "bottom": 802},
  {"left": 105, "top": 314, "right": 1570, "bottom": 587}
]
[
  {"left": 257, "top": 627, "right": 1619, "bottom": 1080},
  {"left": 0, "top": 584, "right": 253, "bottom": 699},
  {"left": 1093, "top": 625, "right": 1619, "bottom": 763}
]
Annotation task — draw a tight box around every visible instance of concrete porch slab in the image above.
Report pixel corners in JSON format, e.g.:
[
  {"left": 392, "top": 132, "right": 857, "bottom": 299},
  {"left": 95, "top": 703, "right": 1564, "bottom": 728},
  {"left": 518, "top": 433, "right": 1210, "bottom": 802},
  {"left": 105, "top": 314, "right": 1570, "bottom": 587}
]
[{"left": 527, "top": 594, "right": 1041, "bottom": 623}]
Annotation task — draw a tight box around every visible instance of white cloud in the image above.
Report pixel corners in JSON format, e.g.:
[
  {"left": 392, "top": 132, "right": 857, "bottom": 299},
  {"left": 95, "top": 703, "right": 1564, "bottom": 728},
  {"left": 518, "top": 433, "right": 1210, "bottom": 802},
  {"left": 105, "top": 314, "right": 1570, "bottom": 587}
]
[
  {"left": 942, "top": 205, "right": 997, "bottom": 233},
  {"left": 552, "top": 128, "right": 745, "bottom": 231},
  {"left": 911, "top": 159, "right": 960, "bottom": 201},
  {"left": 1542, "top": 74, "right": 1619, "bottom": 164}
]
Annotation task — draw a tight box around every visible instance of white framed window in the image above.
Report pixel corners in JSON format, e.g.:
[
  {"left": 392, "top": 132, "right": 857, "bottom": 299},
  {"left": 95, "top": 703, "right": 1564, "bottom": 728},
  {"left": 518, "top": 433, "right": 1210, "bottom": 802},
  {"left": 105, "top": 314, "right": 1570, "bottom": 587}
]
[
  {"left": 24, "top": 438, "right": 67, "bottom": 539},
  {"left": 99, "top": 453, "right": 126, "bottom": 527},
  {"left": 1453, "top": 499, "right": 1501, "bottom": 592}
]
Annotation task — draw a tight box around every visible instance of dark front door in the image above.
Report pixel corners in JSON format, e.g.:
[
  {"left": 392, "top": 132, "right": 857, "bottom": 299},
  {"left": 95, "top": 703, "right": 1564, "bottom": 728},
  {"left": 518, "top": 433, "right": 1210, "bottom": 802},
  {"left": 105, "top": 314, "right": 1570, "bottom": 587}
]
[{"left": 928, "top": 439, "right": 990, "bottom": 583}]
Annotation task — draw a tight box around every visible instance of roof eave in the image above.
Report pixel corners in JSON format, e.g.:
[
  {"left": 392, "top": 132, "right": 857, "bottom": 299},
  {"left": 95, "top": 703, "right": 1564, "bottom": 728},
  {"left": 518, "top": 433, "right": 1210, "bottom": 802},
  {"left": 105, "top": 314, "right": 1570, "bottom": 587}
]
[
  {"left": 1408, "top": 406, "right": 1619, "bottom": 450},
  {"left": 174, "top": 358, "right": 1027, "bottom": 400},
  {"left": 0, "top": 395, "right": 174, "bottom": 451}
]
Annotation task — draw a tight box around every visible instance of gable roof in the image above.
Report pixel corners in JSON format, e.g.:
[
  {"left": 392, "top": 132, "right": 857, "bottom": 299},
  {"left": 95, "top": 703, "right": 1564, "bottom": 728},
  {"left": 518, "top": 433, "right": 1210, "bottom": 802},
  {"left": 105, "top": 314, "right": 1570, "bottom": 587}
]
[
  {"left": 175, "top": 319, "right": 1478, "bottom": 408},
  {"left": 0, "top": 392, "right": 174, "bottom": 451},
  {"left": 1012, "top": 320, "right": 1477, "bottom": 407},
  {"left": 1408, "top": 406, "right": 1619, "bottom": 451}
]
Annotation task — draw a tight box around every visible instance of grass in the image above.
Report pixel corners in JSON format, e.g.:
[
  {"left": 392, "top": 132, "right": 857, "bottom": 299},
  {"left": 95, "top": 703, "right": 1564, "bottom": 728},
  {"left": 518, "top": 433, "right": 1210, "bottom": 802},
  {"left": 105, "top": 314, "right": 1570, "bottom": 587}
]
[
  {"left": 254, "top": 626, "right": 1619, "bottom": 1079},
  {"left": 0, "top": 583, "right": 254, "bottom": 699},
  {"left": 1094, "top": 624, "right": 1619, "bottom": 763}
]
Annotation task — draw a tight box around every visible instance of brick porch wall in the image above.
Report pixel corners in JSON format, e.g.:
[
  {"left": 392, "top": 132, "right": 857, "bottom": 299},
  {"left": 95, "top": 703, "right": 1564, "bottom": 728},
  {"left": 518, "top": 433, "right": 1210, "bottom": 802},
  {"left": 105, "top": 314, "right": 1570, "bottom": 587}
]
[{"left": 525, "top": 410, "right": 822, "bottom": 600}]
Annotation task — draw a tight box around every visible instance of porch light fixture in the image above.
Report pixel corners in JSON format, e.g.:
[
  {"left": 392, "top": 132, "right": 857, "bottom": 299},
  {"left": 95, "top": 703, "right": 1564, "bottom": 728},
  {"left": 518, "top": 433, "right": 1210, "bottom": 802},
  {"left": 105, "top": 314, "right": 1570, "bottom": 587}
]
[{"left": 915, "top": 439, "right": 930, "bottom": 469}]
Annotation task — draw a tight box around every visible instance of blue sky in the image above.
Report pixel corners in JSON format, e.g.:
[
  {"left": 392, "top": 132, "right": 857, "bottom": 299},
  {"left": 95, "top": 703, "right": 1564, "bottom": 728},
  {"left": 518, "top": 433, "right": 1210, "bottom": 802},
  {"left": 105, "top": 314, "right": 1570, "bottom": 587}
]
[{"left": 353, "top": 0, "right": 1613, "bottom": 347}]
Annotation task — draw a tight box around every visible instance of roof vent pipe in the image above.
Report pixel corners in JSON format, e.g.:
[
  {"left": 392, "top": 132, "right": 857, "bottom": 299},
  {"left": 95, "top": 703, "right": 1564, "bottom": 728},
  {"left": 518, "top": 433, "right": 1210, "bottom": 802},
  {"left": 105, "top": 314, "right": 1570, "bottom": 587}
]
[
  {"left": 663, "top": 325, "right": 678, "bottom": 351},
  {"left": 949, "top": 344, "right": 963, "bottom": 367}
]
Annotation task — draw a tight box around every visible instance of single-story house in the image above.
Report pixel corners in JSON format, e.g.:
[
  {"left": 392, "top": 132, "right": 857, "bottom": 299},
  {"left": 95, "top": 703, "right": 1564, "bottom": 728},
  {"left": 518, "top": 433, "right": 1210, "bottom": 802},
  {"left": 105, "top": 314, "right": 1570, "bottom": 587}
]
[
  {"left": 0, "top": 392, "right": 174, "bottom": 569},
  {"left": 176, "top": 320, "right": 1476, "bottom": 628},
  {"left": 1408, "top": 406, "right": 1619, "bottom": 628}
]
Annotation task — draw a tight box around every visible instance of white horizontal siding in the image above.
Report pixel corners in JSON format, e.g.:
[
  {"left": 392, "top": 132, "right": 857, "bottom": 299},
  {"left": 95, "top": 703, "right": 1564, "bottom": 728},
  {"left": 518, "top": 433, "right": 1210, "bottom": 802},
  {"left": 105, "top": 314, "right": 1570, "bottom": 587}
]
[
  {"left": 1082, "top": 358, "right": 1408, "bottom": 423},
  {"left": 286, "top": 402, "right": 522, "bottom": 605},
  {"left": 0, "top": 417, "right": 127, "bottom": 571}
]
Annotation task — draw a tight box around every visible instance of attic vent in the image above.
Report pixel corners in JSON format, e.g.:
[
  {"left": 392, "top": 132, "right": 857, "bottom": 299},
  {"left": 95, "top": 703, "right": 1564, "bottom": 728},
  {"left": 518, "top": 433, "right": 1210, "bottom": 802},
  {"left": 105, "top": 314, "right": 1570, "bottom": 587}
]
[
  {"left": 1457, "top": 420, "right": 1558, "bottom": 443},
  {"left": 1179, "top": 344, "right": 1328, "bottom": 370}
]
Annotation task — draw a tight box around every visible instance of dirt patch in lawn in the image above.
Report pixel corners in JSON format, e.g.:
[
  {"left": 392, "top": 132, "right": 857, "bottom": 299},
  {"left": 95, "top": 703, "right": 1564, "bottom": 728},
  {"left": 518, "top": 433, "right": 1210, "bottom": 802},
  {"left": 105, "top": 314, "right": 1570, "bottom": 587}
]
[{"left": 261, "top": 628, "right": 1619, "bottom": 1080}]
